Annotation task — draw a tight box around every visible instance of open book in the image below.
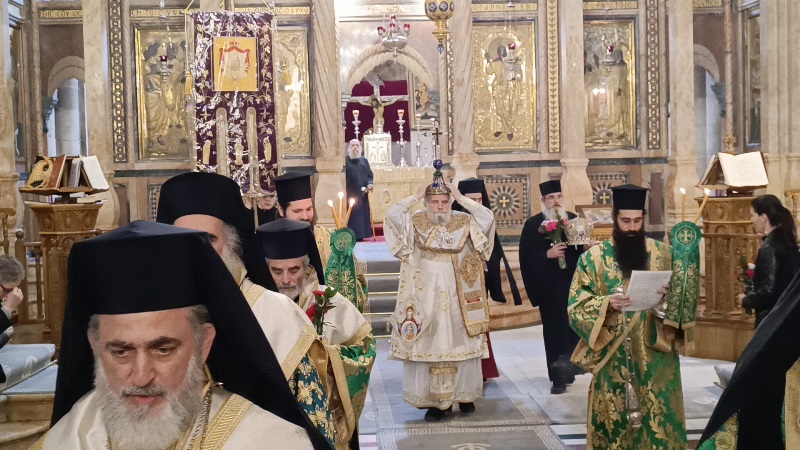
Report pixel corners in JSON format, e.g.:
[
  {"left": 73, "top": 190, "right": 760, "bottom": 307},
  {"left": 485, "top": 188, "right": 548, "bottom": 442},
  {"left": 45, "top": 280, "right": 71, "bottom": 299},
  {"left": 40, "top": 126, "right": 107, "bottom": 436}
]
[
  {"left": 698, "top": 151, "right": 768, "bottom": 192},
  {"left": 21, "top": 155, "right": 109, "bottom": 195}
]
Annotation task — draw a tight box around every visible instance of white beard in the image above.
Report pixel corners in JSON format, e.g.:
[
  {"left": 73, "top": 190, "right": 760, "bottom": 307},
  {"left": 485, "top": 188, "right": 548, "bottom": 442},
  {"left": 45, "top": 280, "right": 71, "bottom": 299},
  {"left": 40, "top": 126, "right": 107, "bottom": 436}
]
[
  {"left": 220, "top": 244, "right": 245, "bottom": 278},
  {"left": 95, "top": 355, "right": 206, "bottom": 450},
  {"left": 542, "top": 205, "right": 568, "bottom": 220},
  {"left": 277, "top": 284, "right": 301, "bottom": 301},
  {"left": 426, "top": 210, "right": 452, "bottom": 225}
]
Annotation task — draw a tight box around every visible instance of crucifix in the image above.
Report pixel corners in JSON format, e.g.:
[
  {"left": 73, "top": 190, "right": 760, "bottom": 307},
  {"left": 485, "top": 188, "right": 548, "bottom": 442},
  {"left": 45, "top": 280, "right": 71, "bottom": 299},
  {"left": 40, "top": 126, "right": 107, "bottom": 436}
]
[{"left": 431, "top": 120, "right": 442, "bottom": 160}]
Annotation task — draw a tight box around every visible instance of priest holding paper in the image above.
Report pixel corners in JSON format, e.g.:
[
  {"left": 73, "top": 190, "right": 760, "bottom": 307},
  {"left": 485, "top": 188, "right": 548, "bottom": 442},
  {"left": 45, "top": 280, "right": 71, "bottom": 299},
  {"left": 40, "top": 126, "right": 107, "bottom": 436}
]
[{"left": 567, "top": 184, "right": 687, "bottom": 449}]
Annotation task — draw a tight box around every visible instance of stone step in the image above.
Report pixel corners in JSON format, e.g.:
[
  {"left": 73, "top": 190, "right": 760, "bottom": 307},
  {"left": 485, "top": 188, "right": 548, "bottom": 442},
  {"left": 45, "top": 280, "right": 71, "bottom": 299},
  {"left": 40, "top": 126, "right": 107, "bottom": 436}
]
[
  {"left": 364, "top": 274, "right": 399, "bottom": 294},
  {"left": 365, "top": 293, "right": 397, "bottom": 314}
]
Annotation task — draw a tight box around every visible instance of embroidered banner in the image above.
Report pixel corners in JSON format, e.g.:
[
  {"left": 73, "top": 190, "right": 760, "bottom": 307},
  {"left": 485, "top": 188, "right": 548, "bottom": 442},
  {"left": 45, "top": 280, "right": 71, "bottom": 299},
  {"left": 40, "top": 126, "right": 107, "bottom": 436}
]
[{"left": 187, "top": 12, "right": 277, "bottom": 192}]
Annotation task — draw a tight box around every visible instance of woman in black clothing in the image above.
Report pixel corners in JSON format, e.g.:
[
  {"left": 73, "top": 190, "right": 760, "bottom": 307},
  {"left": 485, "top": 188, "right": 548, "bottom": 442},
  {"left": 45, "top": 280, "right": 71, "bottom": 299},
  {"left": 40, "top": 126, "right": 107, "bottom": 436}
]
[{"left": 740, "top": 194, "right": 800, "bottom": 327}]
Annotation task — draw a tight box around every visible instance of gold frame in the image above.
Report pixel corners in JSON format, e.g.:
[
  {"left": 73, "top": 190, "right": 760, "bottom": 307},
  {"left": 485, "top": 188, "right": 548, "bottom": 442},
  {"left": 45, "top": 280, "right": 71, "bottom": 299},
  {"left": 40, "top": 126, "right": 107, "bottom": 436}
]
[
  {"left": 471, "top": 22, "right": 537, "bottom": 152},
  {"left": 743, "top": 10, "right": 761, "bottom": 145},
  {"left": 583, "top": 20, "right": 637, "bottom": 150},
  {"left": 274, "top": 27, "right": 312, "bottom": 156},
  {"left": 134, "top": 27, "right": 192, "bottom": 161}
]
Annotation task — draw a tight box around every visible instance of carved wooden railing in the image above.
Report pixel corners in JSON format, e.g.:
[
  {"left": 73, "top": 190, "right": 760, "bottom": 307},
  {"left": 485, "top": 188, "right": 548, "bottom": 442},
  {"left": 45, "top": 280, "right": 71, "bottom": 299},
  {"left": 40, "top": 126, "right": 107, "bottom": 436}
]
[{"left": 15, "top": 230, "right": 45, "bottom": 324}]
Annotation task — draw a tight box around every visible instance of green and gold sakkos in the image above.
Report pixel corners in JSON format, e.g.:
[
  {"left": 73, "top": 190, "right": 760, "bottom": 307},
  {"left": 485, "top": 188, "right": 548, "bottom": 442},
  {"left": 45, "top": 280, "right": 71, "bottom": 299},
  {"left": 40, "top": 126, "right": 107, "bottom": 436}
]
[{"left": 568, "top": 239, "right": 687, "bottom": 449}]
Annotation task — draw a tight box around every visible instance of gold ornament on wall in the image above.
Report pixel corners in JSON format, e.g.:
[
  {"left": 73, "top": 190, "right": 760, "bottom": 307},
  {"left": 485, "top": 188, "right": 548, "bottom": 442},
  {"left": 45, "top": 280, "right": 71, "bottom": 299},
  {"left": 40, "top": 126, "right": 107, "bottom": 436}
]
[
  {"left": 584, "top": 20, "right": 637, "bottom": 150},
  {"left": 135, "top": 28, "right": 191, "bottom": 160},
  {"left": 275, "top": 28, "right": 312, "bottom": 156},
  {"left": 424, "top": 0, "right": 455, "bottom": 54},
  {"left": 472, "top": 22, "right": 537, "bottom": 151}
]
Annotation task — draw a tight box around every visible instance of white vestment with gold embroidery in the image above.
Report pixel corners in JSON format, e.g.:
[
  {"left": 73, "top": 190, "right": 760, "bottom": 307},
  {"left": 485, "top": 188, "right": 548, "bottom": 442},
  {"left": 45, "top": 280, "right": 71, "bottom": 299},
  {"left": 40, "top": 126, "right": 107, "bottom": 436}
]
[
  {"left": 384, "top": 195, "right": 495, "bottom": 408},
  {"left": 36, "top": 387, "right": 313, "bottom": 449}
]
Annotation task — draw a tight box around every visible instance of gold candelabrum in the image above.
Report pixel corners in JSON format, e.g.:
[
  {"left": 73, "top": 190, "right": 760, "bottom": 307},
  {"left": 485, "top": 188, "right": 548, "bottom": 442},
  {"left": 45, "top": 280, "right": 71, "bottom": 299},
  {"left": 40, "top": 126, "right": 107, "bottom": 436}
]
[
  {"left": 424, "top": 0, "right": 455, "bottom": 54},
  {"left": 617, "top": 286, "right": 643, "bottom": 429}
]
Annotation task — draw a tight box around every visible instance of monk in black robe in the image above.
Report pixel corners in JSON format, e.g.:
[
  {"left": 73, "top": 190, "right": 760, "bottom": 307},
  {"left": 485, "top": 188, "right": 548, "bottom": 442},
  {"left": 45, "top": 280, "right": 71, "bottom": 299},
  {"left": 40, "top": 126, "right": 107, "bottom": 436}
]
[
  {"left": 519, "top": 180, "right": 585, "bottom": 394},
  {"left": 345, "top": 139, "right": 374, "bottom": 241}
]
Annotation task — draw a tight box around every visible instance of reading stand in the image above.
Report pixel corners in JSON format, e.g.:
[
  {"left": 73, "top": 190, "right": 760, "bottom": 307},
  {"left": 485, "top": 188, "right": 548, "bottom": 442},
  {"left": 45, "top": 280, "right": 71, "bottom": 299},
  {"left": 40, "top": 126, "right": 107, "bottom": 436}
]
[{"left": 691, "top": 196, "right": 760, "bottom": 361}]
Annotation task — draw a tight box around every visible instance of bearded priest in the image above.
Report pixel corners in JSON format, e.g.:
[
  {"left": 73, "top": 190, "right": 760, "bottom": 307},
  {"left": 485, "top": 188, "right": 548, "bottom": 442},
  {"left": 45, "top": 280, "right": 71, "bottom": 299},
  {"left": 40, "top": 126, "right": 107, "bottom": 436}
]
[
  {"left": 39, "top": 222, "right": 320, "bottom": 449},
  {"left": 384, "top": 179, "right": 495, "bottom": 422},
  {"left": 568, "top": 184, "right": 687, "bottom": 449}
]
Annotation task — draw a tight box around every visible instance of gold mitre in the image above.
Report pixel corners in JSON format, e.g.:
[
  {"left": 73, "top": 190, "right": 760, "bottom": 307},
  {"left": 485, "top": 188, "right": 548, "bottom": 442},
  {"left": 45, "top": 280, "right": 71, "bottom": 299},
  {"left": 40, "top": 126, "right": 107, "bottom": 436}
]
[
  {"left": 565, "top": 217, "right": 594, "bottom": 246},
  {"left": 425, "top": 170, "right": 450, "bottom": 196}
]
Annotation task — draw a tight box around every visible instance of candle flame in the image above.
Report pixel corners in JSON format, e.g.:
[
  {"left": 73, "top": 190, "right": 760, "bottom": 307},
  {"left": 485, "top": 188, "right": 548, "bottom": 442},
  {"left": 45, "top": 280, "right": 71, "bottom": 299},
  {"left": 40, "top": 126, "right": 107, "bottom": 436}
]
[
  {"left": 679, "top": 188, "right": 686, "bottom": 195},
  {"left": 338, "top": 192, "right": 344, "bottom": 199},
  {"left": 704, "top": 188, "right": 711, "bottom": 195},
  {"left": 349, "top": 198, "right": 355, "bottom": 206},
  {"left": 327, "top": 200, "right": 334, "bottom": 207}
]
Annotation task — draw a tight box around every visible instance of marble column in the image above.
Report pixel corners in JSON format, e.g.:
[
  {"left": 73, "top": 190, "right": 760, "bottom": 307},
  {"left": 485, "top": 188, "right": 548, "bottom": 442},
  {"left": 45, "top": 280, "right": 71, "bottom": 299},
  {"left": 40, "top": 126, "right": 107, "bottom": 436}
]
[
  {"left": 54, "top": 79, "right": 82, "bottom": 156},
  {"left": 557, "top": 0, "right": 592, "bottom": 211},
  {"left": 0, "top": 0, "right": 21, "bottom": 243},
  {"left": 760, "top": 0, "right": 800, "bottom": 197},
  {"left": 664, "top": 0, "right": 699, "bottom": 228},
  {"left": 310, "top": 0, "right": 344, "bottom": 226},
  {"left": 83, "top": 0, "right": 120, "bottom": 231},
  {"left": 448, "top": 0, "right": 479, "bottom": 181}
]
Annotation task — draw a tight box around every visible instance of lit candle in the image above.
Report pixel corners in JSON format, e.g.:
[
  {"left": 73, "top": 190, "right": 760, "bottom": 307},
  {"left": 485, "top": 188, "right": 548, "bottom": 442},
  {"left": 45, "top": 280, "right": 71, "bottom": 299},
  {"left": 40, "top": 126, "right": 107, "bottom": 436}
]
[
  {"left": 353, "top": 110, "right": 359, "bottom": 119},
  {"left": 415, "top": 113, "right": 421, "bottom": 122},
  {"left": 327, "top": 200, "right": 339, "bottom": 228},
  {"left": 693, "top": 188, "right": 712, "bottom": 224},
  {"left": 338, "top": 192, "right": 345, "bottom": 228},
  {"left": 398, "top": 109, "right": 404, "bottom": 118},
  {"left": 679, "top": 188, "right": 686, "bottom": 222},
  {"left": 344, "top": 198, "right": 356, "bottom": 227}
]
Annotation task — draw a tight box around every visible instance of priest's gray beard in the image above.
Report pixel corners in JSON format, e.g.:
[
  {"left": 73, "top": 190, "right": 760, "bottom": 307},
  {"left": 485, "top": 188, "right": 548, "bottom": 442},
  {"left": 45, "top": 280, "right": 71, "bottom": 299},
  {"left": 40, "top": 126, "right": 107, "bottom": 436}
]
[
  {"left": 95, "top": 355, "right": 205, "bottom": 450},
  {"left": 426, "top": 210, "right": 452, "bottom": 225},
  {"left": 542, "top": 204, "right": 568, "bottom": 220},
  {"left": 277, "top": 282, "right": 301, "bottom": 301},
  {"left": 220, "top": 224, "right": 244, "bottom": 276}
]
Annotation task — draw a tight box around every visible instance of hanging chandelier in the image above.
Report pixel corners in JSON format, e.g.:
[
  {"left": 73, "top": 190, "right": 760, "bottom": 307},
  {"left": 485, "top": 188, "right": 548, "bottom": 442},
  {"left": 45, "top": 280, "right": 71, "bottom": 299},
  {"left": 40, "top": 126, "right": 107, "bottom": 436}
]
[
  {"left": 378, "top": 15, "right": 410, "bottom": 60},
  {"left": 424, "top": 0, "right": 455, "bottom": 54}
]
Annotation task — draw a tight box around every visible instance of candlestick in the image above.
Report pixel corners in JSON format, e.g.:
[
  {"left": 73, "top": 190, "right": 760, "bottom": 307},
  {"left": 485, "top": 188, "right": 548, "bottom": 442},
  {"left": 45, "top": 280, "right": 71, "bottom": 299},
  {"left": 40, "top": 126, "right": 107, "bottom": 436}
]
[
  {"left": 327, "top": 199, "right": 340, "bottom": 228},
  {"left": 414, "top": 120, "right": 423, "bottom": 167},
  {"left": 338, "top": 192, "right": 345, "bottom": 228},
  {"left": 693, "top": 188, "right": 711, "bottom": 224},
  {"left": 344, "top": 198, "right": 356, "bottom": 227},
  {"left": 398, "top": 109, "right": 404, "bottom": 118},
  {"left": 679, "top": 188, "right": 686, "bottom": 222},
  {"left": 397, "top": 116, "right": 407, "bottom": 167}
]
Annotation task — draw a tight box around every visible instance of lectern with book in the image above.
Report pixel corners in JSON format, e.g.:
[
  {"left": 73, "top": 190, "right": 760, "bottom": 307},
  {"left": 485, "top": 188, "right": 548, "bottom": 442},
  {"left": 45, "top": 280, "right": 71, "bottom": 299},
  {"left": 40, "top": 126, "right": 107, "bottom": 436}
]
[
  {"left": 19, "top": 155, "right": 109, "bottom": 351},
  {"left": 692, "top": 151, "right": 767, "bottom": 361}
]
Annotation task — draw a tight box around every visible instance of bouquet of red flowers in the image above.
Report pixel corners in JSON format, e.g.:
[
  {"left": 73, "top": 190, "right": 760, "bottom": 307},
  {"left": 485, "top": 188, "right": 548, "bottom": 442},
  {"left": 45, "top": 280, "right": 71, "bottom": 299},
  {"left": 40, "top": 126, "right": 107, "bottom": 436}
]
[
  {"left": 738, "top": 256, "right": 755, "bottom": 313},
  {"left": 309, "top": 287, "right": 338, "bottom": 336},
  {"left": 539, "top": 216, "right": 569, "bottom": 269}
]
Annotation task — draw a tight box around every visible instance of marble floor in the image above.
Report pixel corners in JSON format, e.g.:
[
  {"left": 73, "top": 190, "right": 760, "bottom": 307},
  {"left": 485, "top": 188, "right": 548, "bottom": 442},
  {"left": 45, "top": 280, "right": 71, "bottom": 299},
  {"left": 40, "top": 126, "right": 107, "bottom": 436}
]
[{"left": 358, "top": 326, "right": 725, "bottom": 449}]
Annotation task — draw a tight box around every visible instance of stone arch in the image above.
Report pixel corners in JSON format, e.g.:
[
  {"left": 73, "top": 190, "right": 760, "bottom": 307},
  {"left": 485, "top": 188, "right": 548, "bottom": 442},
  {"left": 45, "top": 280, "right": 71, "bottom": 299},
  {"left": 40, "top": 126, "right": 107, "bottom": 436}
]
[
  {"left": 47, "top": 56, "right": 85, "bottom": 98},
  {"left": 345, "top": 44, "right": 435, "bottom": 92},
  {"left": 693, "top": 44, "right": 720, "bottom": 83}
]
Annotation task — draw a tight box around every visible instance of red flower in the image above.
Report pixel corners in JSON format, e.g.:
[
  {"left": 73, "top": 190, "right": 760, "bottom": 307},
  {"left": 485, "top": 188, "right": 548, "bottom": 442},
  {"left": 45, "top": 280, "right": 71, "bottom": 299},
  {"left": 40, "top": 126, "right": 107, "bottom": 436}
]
[
  {"left": 546, "top": 222, "right": 557, "bottom": 232},
  {"left": 305, "top": 303, "right": 316, "bottom": 322},
  {"left": 312, "top": 290, "right": 325, "bottom": 297},
  {"left": 746, "top": 269, "right": 755, "bottom": 279}
]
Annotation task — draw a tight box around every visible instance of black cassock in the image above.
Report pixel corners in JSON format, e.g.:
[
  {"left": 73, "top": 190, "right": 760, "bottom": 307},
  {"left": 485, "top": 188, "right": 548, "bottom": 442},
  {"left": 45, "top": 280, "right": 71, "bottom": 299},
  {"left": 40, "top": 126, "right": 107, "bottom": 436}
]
[
  {"left": 345, "top": 156, "right": 374, "bottom": 240},
  {"left": 519, "top": 211, "right": 584, "bottom": 384}
]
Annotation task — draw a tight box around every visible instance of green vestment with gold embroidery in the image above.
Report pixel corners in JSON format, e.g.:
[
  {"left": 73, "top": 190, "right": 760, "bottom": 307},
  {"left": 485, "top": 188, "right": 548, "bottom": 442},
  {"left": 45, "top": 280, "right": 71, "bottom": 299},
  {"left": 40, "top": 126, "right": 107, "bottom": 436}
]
[{"left": 568, "top": 238, "right": 687, "bottom": 450}]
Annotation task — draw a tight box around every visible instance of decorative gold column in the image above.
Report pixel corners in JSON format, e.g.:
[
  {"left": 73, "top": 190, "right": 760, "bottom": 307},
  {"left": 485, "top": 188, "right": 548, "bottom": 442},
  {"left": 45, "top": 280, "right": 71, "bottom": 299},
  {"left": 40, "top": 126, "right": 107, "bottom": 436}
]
[
  {"left": 693, "top": 197, "right": 759, "bottom": 361},
  {"left": 761, "top": 0, "right": 800, "bottom": 196},
  {"left": 555, "top": 0, "right": 592, "bottom": 211},
  {"left": 310, "top": 0, "right": 343, "bottom": 226},
  {"left": 448, "top": 0, "right": 479, "bottom": 181},
  {"left": 82, "top": 0, "right": 120, "bottom": 231},
  {"left": 664, "top": 0, "right": 700, "bottom": 229},
  {"left": 30, "top": 203, "right": 101, "bottom": 353},
  {"left": 0, "top": 0, "right": 21, "bottom": 245}
]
